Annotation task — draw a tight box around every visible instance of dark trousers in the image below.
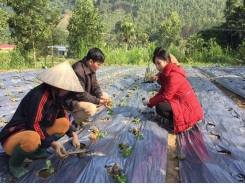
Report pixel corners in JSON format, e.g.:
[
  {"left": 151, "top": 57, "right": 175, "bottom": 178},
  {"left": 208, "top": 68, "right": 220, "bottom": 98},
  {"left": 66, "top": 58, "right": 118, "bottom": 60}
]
[{"left": 156, "top": 102, "right": 174, "bottom": 127}]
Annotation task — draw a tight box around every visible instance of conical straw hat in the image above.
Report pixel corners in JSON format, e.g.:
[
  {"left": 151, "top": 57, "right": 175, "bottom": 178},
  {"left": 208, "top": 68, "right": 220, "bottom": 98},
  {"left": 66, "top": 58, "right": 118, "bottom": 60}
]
[{"left": 36, "top": 61, "right": 84, "bottom": 92}]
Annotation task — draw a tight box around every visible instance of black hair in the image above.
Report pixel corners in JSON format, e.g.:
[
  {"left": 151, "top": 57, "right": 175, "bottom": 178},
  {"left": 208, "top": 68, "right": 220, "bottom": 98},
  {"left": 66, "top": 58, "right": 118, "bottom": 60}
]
[
  {"left": 86, "top": 47, "right": 105, "bottom": 63},
  {"left": 152, "top": 48, "right": 171, "bottom": 64},
  {"left": 153, "top": 46, "right": 163, "bottom": 56}
]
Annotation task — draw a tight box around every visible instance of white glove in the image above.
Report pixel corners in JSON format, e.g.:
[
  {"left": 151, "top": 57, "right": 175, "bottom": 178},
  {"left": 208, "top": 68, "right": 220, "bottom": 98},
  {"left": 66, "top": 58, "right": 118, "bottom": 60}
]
[
  {"left": 55, "top": 144, "right": 68, "bottom": 158},
  {"left": 139, "top": 106, "right": 148, "bottom": 113},
  {"left": 142, "top": 98, "right": 150, "bottom": 106},
  {"left": 72, "top": 137, "right": 80, "bottom": 148}
]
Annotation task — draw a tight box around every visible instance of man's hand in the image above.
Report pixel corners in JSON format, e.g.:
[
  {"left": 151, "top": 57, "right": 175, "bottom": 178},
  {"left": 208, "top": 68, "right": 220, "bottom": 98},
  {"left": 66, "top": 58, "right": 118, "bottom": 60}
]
[
  {"left": 142, "top": 98, "right": 150, "bottom": 106},
  {"left": 99, "top": 98, "right": 112, "bottom": 109},
  {"left": 71, "top": 132, "right": 80, "bottom": 148}
]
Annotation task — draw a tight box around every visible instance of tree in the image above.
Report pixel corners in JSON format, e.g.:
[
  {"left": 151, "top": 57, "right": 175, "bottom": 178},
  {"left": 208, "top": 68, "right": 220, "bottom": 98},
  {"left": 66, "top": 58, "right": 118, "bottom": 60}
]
[
  {"left": 6, "top": 0, "right": 49, "bottom": 63},
  {"left": 0, "top": 7, "right": 7, "bottom": 32},
  {"left": 39, "top": 8, "right": 67, "bottom": 63},
  {"left": 224, "top": 0, "right": 238, "bottom": 18},
  {"left": 117, "top": 21, "right": 136, "bottom": 50},
  {"left": 67, "top": 0, "right": 104, "bottom": 58},
  {"left": 137, "top": 33, "right": 149, "bottom": 47},
  {"left": 0, "top": 5, "right": 11, "bottom": 43},
  {"left": 157, "top": 12, "right": 182, "bottom": 49}
]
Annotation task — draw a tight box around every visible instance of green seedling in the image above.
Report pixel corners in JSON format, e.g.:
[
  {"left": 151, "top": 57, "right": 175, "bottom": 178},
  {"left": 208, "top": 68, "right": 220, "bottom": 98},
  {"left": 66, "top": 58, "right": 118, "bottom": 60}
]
[
  {"left": 97, "top": 131, "right": 108, "bottom": 139},
  {"left": 132, "top": 128, "right": 143, "bottom": 140},
  {"left": 45, "top": 160, "right": 54, "bottom": 174},
  {"left": 6, "top": 90, "right": 11, "bottom": 96},
  {"left": 126, "top": 93, "right": 131, "bottom": 97},
  {"left": 90, "top": 126, "right": 108, "bottom": 140},
  {"left": 114, "top": 174, "right": 127, "bottom": 183},
  {"left": 111, "top": 163, "right": 127, "bottom": 183},
  {"left": 107, "top": 109, "right": 113, "bottom": 115},
  {"left": 119, "top": 142, "right": 132, "bottom": 158},
  {"left": 120, "top": 99, "right": 126, "bottom": 103},
  {"left": 108, "top": 101, "right": 115, "bottom": 108},
  {"left": 132, "top": 117, "right": 140, "bottom": 124},
  {"left": 152, "top": 91, "right": 157, "bottom": 95},
  {"left": 134, "top": 85, "right": 139, "bottom": 90}
]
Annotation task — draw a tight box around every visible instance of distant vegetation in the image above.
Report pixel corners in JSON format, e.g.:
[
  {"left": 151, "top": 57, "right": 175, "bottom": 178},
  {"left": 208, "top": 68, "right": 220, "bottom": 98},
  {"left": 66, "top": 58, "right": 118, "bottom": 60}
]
[{"left": 0, "top": 0, "right": 244, "bottom": 70}]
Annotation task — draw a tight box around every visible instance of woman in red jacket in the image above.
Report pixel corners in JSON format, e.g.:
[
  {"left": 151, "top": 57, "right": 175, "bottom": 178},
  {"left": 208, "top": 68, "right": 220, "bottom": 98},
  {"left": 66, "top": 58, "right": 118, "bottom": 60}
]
[{"left": 142, "top": 48, "right": 203, "bottom": 134}]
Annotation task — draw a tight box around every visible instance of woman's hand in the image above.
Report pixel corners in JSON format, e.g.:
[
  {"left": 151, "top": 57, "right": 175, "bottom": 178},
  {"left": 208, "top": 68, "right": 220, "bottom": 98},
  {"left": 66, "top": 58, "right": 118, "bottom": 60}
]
[
  {"left": 142, "top": 98, "right": 150, "bottom": 105},
  {"left": 51, "top": 141, "right": 68, "bottom": 158},
  {"left": 150, "top": 74, "right": 158, "bottom": 82}
]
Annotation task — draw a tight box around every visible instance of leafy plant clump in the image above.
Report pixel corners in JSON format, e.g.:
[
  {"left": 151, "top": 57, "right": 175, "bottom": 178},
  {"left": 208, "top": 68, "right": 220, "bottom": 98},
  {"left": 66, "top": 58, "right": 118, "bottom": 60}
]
[
  {"left": 119, "top": 142, "right": 132, "bottom": 158},
  {"left": 132, "top": 128, "right": 143, "bottom": 140},
  {"left": 132, "top": 117, "right": 140, "bottom": 124},
  {"left": 114, "top": 174, "right": 127, "bottom": 183},
  {"left": 46, "top": 160, "right": 55, "bottom": 174},
  {"left": 107, "top": 109, "right": 113, "bottom": 115},
  {"left": 89, "top": 126, "right": 108, "bottom": 140},
  {"left": 112, "top": 163, "right": 127, "bottom": 183}
]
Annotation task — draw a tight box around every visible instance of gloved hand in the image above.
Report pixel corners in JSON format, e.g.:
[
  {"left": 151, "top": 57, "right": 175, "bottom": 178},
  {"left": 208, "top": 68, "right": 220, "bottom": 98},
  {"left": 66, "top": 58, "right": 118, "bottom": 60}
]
[
  {"left": 142, "top": 98, "right": 150, "bottom": 106},
  {"left": 72, "top": 137, "right": 80, "bottom": 148},
  {"left": 55, "top": 144, "right": 68, "bottom": 158}
]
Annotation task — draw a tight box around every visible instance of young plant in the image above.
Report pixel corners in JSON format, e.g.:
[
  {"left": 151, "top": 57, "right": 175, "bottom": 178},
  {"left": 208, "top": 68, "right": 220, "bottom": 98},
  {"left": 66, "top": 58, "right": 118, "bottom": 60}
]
[
  {"left": 120, "top": 98, "right": 126, "bottom": 105},
  {"left": 108, "top": 101, "right": 115, "bottom": 109},
  {"left": 89, "top": 126, "right": 108, "bottom": 140},
  {"left": 107, "top": 109, "right": 113, "bottom": 115},
  {"left": 119, "top": 142, "right": 132, "bottom": 158},
  {"left": 112, "top": 163, "right": 127, "bottom": 183},
  {"left": 152, "top": 91, "right": 157, "bottom": 95},
  {"left": 126, "top": 93, "right": 132, "bottom": 97},
  {"left": 132, "top": 128, "right": 143, "bottom": 140},
  {"left": 45, "top": 160, "right": 54, "bottom": 174},
  {"left": 114, "top": 174, "right": 127, "bottom": 183},
  {"left": 11, "top": 98, "right": 17, "bottom": 102},
  {"left": 132, "top": 117, "right": 140, "bottom": 124},
  {"left": 6, "top": 90, "right": 11, "bottom": 96}
]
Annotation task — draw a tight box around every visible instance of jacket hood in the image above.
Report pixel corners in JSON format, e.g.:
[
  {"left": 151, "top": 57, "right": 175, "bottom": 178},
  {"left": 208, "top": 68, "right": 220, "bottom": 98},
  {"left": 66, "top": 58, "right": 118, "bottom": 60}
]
[{"left": 162, "top": 61, "right": 186, "bottom": 78}]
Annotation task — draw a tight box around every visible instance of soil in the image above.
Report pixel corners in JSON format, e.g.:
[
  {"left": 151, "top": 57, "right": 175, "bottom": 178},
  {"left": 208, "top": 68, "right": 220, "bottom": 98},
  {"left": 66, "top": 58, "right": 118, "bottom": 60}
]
[
  {"left": 37, "top": 168, "right": 57, "bottom": 179},
  {"left": 165, "top": 78, "right": 245, "bottom": 183}
]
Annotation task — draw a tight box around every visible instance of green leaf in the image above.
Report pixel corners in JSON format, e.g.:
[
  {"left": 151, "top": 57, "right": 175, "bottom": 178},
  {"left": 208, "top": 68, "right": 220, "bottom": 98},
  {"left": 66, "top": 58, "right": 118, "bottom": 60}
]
[
  {"left": 114, "top": 174, "right": 127, "bottom": 183},
  {"left": 120, "top": 143, "right": 128, "bottom": 150},
  {"left": 135, "top": 133, "right": 143, "bottom": 140},
  {"left": 47, "top": 168, "right": 54, "bottom": 174},
  {"left": 122, "top": 147, "right": 132, "bottom": 157},
  {"left": 98, "top": 131, "right": 108, "bottom": 138},
  {"left": 46, "top": 160, "right": 51, "bottom": 168},
  {"left": 107, "top": 110, "right": 113, "bottom": 115}
]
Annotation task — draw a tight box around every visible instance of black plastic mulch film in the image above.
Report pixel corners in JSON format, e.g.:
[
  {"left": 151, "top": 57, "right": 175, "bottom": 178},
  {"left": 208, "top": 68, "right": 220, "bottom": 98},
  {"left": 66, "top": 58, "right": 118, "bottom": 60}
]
[{"left": 0, "top": 66, "right": 244, "bottom": 182}]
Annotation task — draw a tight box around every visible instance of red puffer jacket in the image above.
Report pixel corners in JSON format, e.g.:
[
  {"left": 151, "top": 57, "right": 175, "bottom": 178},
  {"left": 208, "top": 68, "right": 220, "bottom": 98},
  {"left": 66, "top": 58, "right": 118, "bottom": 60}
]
[{"left": 149, "top": 62, "right": 203, "bottom": 134}]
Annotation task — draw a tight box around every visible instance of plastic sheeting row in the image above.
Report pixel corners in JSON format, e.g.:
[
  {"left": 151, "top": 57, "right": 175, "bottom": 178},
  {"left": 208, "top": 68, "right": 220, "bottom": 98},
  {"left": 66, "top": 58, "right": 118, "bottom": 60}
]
[
  {"left": 178, "top": 67, "right": 245, "bottom": 182},
  {"left": 193, "top": 66, "right": 245, "bottom": 98},
  {"left": 0, "top": 66, "right": 169, "bottom": 183}
]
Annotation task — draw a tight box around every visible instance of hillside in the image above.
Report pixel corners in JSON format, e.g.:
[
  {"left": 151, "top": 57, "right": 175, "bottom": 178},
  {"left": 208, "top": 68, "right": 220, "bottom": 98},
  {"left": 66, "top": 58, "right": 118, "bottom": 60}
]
[{"left": 55, "top": 0, "right": 226, "bottom": 40}]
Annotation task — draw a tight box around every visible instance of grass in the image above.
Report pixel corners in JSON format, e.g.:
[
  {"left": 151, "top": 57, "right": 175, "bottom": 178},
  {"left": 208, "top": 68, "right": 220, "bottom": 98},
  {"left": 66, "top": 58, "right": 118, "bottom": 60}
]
[{"left": 0, "top": 44, "right": 243, "bottom": 71}]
